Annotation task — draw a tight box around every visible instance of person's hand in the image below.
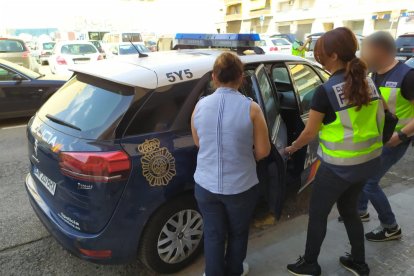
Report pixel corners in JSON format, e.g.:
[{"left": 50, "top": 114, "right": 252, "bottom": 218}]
[
  {"left": 284, "top": 145, "right": 299, "bottom": 156},
  {"left": 386, "top": 132, "right": 402, "bottom": 147}
]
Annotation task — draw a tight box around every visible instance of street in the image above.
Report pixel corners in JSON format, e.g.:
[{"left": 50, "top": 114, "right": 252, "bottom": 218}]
[{"left": 0, "top": 117, "right": 413, "bottom": 276}]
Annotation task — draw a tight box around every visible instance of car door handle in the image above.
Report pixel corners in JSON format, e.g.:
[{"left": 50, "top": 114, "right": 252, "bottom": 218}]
[{"left": 37, "top": 88, "right": 44, "bottom": 92}]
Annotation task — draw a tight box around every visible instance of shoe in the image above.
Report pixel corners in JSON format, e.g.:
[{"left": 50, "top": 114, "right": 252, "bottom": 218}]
[
  {"left": 339, "top": 253, "right": 370, "bottom": 276},
  {"left": 365, "top": 225, "right": 402, "bottom": 242},
  {"left": 203, "top": 262, "right": 249, "bottom": 276},
  {"left": 287, "top": 256, "right": 321, "bottom": 276},
  {"left": 338, "top": 213, "right": 370, "bottom": 223}
]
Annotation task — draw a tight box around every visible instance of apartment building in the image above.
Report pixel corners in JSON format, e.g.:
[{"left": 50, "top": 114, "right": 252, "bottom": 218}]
[{"left": 222, "top": 0, "right": 414, "bottom": 40}]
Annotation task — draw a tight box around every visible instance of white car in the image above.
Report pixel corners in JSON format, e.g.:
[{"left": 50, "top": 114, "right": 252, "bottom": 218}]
[
  {"left": 106, "top": 43, "right": 151, "bottom": 58},
  {"left": 48, "top": 41, "right": 102, "bottom": 77},
  {"left": 259, "top": 36, "right": 292, "bottom": 54}
]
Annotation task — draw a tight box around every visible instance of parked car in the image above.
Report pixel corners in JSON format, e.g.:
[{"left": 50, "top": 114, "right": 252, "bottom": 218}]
[
  {"left": 25, "top": 34, "right": 327, "bottom": 274},
  {"left": 0, "top": 59, "right": 65, "bottom": 120},
  {"left": 48, "top": 41, "right": 102, "bottom": 76},
  {"left": 89, "top": 40, "right": 106, "bottom": 58},
  {"left": 107, "top": 43, "right": 151, "bottom": 57},
  {"left": 0, "top": 37, "right": 39, "bottom": 72},
  {"left": 270, "top": 33, "right": 296, "bottom": 44},
  {"left": 305, "top": 33, "right": 364, "bottom": 62},
  {"left": 33, "top": 41, "right": 56, "bottom": 65},
  {"left": 144, "top": 40, "right": 157, "bottom": 52},
  {"left": 259, "top": 36, "right": 292, "bottom": 54},
  {"left": 396, "top": 33, "right": 414, "bottom": 62},
  {"left": 406, "top": 56, "right": 414, "bottom": 68}
]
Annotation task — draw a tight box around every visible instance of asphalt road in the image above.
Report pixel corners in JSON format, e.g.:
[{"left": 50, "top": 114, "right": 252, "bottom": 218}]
[{"left": 0, "top": 116, "right": 413, "bottom": 276}]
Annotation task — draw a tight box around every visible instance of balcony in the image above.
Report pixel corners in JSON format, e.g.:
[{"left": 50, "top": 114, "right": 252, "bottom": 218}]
[
  {"left": 225, "top": 13, "right": 243, "bottom": 22},
  {"left": 249, "top": 8, "right": 272, "bottom": 19},
  {"left": 224, "top": 0, "right": 243, "bottom": 6}
]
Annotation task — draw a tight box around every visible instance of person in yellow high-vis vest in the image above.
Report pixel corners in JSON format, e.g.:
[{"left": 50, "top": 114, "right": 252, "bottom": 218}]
[
  {"left": 285, "top": 27, "right": 382, "bottom": 276},
  {"left": 292, "top": 37, "right": 311, "bottom": 58},
  {"left": 354, "top": 31, "right": 414, "bottom": 243}
]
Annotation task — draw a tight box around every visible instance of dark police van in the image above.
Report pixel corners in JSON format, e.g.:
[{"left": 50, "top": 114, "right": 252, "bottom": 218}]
[{"left": 25, "top": 34, "right": 327, "bottom": 273}]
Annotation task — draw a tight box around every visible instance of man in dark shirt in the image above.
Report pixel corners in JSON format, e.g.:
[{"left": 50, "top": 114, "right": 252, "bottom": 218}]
[{"left": 352, "top": 31, "right": 414, "bottom": 242}]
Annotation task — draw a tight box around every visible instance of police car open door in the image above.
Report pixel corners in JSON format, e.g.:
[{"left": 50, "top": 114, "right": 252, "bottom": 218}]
[{"left": 251, "top": 64, "right": 288, "bottom": 219}]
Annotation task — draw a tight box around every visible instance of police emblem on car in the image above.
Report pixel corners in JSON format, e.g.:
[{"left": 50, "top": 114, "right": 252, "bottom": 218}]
[{"left": 138, "top": 139, "right": 176, "bottom": 186}]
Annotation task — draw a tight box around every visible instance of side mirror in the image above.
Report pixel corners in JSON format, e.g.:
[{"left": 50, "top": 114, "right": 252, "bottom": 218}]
[
  {"left": 12, "top": 74, "right": 26, "bottom": 83},
  {"left": 111, "top": 50, "right": 118, "bottom": 55}
]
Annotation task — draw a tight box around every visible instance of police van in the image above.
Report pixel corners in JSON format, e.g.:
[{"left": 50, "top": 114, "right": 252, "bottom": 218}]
[{"left": 25, "top": 33, "right": 328, "bottom": 274}]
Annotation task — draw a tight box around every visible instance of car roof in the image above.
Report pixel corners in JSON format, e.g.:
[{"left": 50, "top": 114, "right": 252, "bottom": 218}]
[
  {"left": 56, "top": 41, "right": 95, "bottom": 45},
  {"left": 71, "top": 49, "right": 305, "bottom": 90}
]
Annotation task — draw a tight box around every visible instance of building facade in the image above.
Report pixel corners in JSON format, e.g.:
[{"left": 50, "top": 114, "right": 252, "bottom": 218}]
[{"left": 221, "top": 0, "right": 414, "bottom": 40}]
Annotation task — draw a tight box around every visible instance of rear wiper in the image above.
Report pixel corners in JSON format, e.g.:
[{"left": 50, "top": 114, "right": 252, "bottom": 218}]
[{"left": 46, "top": 114, "right": 81, "bottom": 131}]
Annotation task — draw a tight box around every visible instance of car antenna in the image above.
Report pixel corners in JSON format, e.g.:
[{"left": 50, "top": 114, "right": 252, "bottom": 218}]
[{"left": 129, "top": 39, "right": 148, "bottom": 58}]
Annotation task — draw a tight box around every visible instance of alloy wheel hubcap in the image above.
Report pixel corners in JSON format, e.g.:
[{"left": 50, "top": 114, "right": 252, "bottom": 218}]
[{"left": 157, "top": 209, "right": 203, "bottom": 264}]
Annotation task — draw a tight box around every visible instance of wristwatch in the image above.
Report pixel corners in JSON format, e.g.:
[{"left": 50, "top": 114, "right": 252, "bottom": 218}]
[{"left": 397, "top": 131, "right": 410, "bottom": 143}]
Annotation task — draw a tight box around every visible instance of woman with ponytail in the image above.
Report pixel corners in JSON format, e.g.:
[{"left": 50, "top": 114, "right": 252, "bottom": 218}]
[{"left": 285, "top": 27, "right": 383, "bottom": 276}]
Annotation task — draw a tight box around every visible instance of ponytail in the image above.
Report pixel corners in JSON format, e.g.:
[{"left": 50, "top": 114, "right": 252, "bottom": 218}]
[{"left": 344, "top": 57, "right": 370, "bottom": 110}]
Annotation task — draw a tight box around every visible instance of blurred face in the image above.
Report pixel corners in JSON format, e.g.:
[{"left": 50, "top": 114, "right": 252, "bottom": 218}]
[{"left": 361, "top": 41, "right": 385, "bottom": 72}]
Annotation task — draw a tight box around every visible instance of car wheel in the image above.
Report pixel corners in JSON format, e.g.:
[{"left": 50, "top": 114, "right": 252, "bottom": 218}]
[{"left": 138, "top": 194, "right": 203, "bottom": 274}]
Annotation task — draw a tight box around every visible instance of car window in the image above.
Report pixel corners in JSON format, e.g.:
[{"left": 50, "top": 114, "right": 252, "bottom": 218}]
[
  {"left": 38, "top": 74, "right": 136, "bottom": 139},
  {"left": 314, "top": 67, "right": 330, "bottom": 82},
  {"left": 42, "top": 42, "right": 55, "bottom": 50},
  {"left": 396, "top": 36, "right": 414, "bottom": 47},
  {"left": 289, "top": 64, "right": 323, "bottom": 113},
  {"left": 257, "top": 68, "right": 280, "bottom": 129},
  {"left": 406, "top": 58, "right": 414, "bottom": 68},
  {"left": 272, "top": 38, "right": 290, "bottom": 46},
  {"left": 0, "top": 39, "right": 25, "bottom": 53},
  {"left": 61, "top": 44, "right": 97, "bottom": 55},
  {"left": 0, "top": 66, "right": 15, "bottom": 81},
  {"left": 119, "top": 44, "right": 150, "bottom": 55},
  {"left": 125, "top": 80, "right": 197, "bottom": 136}
]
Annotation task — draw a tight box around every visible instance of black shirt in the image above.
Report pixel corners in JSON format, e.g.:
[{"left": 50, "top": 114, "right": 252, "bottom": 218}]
[
  {"left": 311, "top": 65, "right": 414, "bottom": 125},
  {"left": 373, "top": 63, "right": 414, "bottom": 101}
]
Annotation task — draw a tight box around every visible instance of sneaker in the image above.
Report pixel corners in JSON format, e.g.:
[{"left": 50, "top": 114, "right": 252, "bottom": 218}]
[
  {"left": 287, "top": 256, "right": 321, "bottom": 276},
  {"left": 339, "top": 253, "right": 370, "bottom": 276},
  {"left": 338, "top": 213, "right": 370, "bottom": 223},
  {"left": 365, "top": 225, "right": 402, "bottom": 242},
  {"left": 203, "top": 262, "right": 249, "bottom": 276}
]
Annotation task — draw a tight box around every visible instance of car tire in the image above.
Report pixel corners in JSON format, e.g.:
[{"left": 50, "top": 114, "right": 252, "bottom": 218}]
[{"left": 138, "top": 193, "right": 203, "bottom": 274}]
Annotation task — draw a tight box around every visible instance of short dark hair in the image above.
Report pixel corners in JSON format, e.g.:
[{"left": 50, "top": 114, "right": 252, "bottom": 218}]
[
  {"left": 365, "top": 31, "right": 396, "bottom": 54},
  {"left": 212, "top": 52, "right": 244, "bottom": 84}
]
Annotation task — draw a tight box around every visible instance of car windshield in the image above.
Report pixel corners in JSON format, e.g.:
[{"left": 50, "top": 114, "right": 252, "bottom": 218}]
[
  {"left": 43, "top": 42, "right": 55, "bottom": 50},
  {"left": 396, "top": 36, "right": 414, "bottom": 47},
  {"left": 119, "top": 44, "right": 150, "bottom": 55},
  {"left": 61, "top": 44, "right": 97, "bottom": 55},
  {"left": 272, "top": 39, "right": 290, "bottom": 46},
  {"left": 0, "top": 39, "right": 25, "bottom": 52},
  {"left": 0, "top": 59, "right": 41, "bottom": 79},
  {"left": 38, "top": 74, "right": 136, "bottom": 139}
]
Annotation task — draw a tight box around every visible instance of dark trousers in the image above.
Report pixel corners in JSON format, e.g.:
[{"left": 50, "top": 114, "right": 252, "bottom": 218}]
[
  {"left": 195, "top": 184, "right": 260, "bottom": 276},
  {"left": 304, "top": 164, "right": 366, "bottom": 263}
]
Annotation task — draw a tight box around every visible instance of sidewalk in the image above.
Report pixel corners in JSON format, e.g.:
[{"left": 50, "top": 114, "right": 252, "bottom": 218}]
[{"left": 180, "top": 187, "right": 414, "bottom": 276}]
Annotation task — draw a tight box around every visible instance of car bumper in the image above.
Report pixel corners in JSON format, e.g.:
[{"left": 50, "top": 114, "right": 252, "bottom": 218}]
[{"left": 25, "top": 173, "right": 136, "bottom": 264}]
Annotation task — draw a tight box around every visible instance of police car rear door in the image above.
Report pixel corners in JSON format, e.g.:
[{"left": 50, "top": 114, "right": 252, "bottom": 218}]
[{"left": 251, "top": 64, "right": 288, "bottom": 218}]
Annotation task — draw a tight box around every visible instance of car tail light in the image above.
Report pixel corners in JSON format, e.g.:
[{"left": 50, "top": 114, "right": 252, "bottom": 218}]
[
  {"left": 56, "top": 56, "right": 67, "bottom": 65},
  {"left": 79, "top": 248, "right": 112, "bottom": 258},
  {"left": 22, "top": 51, "right": 29, "bottom": 58},
  {"left": 97, "top": 55, "right": 103, "bottom": 60},
  {"left": 59, "top": 151, "right": 131, "bottom": 183},
  {"left": 270, "top": 47, "right": 279, "bottom": 51}
]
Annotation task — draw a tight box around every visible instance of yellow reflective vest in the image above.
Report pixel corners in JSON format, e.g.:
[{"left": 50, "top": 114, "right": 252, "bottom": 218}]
[
  {"left": 374, "top": 62, "right": 414, "bottom": 132},
  {"left": 318, "top": 73, "right": 384, "bottom": 166}
]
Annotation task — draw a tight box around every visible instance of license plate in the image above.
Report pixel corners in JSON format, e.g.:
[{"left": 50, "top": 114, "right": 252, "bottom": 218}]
[
  {"left": 33, "top": 167, "right": 57, "bottom": 195},
  {"left": 74, "top": 60, "right": 89, "bottom": 64},
  {"left": 396, "top": 56, "right": 407, "bottom": 61}
]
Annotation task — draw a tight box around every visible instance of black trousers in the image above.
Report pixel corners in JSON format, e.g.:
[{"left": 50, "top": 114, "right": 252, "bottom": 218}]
[{"left": 304, "top": 163, "right": 366, "bottom": 263}]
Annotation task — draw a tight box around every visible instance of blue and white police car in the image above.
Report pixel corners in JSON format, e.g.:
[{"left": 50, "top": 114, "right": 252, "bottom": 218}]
[{"left": 25, "top": 34, "right": 327, "bottom": 273}]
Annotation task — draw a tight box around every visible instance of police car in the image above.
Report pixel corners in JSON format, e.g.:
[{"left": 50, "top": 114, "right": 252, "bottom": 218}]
[{"left": 25, "top": 33, "right": 327, "bottom": 274}]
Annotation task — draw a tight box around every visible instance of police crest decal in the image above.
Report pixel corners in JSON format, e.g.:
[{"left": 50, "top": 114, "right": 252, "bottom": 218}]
[{"left": 138, "top": 139, "right": 176, "bottom": 186}]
